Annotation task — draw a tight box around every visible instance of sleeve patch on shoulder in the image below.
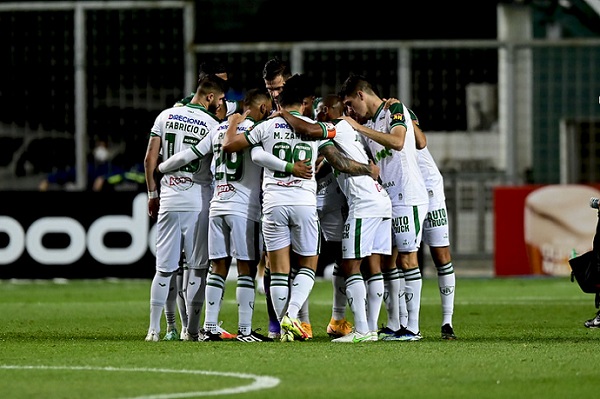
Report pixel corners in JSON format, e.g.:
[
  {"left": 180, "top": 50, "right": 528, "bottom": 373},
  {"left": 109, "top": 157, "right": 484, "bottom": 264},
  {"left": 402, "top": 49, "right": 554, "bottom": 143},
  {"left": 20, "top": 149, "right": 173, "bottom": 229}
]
[{"left": 391, "top": 113, "right": 405, "bottom": 122}]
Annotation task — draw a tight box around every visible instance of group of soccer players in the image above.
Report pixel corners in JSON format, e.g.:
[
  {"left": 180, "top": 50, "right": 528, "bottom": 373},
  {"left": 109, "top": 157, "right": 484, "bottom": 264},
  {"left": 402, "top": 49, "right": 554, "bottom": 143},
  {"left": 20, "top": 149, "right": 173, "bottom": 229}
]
[{"left": 143, "top": 58, "right": 457, "bottom": 343}]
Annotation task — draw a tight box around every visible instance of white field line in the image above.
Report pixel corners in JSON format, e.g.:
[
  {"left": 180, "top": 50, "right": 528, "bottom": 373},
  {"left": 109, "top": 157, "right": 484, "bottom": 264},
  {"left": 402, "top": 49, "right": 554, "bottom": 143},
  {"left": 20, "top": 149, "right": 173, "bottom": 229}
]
[{"left": 0, "top": 365, "right": 280, "bottom": 398}]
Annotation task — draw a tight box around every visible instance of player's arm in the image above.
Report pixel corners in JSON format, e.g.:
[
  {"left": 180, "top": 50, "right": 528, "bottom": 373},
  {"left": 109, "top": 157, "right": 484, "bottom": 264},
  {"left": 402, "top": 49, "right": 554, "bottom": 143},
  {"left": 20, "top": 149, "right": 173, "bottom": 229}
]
[
  {"left": 319, "top": 142, "right": 379, "bottom": 180},
  {"left": 250, "top": 146, "right": 312, "bottom": 179},
  {"left": 143, "top": 134, "right": 161, "bottom": 219},
  {"left": 222, "top": 110, "right": 252, "bottom": 153},
  {"left": 158, "top": 127, "right": 215, "bottom": 173},
  {"left": 341, "top": 118, "right": 406, "bottom": 151},
  {"left": 413, "top": 121, "right": 427, "bottom": 149},
  {"left": 340, "top": 101, "right": 407, "bottom": 151},
  {"left": 275, "top": 109, "right": 336, "bottom": 139},
  {"left": 158, "top": 147, "right": 201, "bottom": 173},
  {"left": 386, "top": 100, "right": 427, "bottom": 150}
]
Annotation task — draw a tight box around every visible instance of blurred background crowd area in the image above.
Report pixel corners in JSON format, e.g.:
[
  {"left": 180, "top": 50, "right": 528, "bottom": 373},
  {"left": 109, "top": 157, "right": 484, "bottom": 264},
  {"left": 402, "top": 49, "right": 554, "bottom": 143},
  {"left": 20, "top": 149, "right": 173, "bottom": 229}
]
[{"left": 0, "top": 0, "right": 599, "bottom": 192}]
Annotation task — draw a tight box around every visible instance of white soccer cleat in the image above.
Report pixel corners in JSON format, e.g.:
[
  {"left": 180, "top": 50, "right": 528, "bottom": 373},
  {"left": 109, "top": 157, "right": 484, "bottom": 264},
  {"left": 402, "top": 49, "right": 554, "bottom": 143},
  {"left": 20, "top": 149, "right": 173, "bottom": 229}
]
[
  {"left": 145, "top": 330, "right": 159, "bottom": 342},
  {"left": 331, "top": 329, "right": 378, "bottom": 343}
]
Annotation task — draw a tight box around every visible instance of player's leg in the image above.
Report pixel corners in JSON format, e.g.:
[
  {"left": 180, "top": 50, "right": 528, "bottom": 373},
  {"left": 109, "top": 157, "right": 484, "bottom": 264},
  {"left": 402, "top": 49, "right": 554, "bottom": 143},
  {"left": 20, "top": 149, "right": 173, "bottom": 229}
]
[
  {"left": 163, "top": 249, "right": 186, "bottom": 341},
  {"left": 185, "top": 207, "right": 210, "bottom": 341},
  {"left": 146, "top": 212, "right": 182, "bottom": 341},
  {"left": 423, "top": 199, "right": 456, "bottom": 339},
  {"left": 162, "top": 272, "right": 179, "bottom": 340},
  {"left": 360, "top": 218, "right": 391, "bottom": 334},
  {"left": 391, "top": 203, "right": 428, "bottom": 341},
  {"left": 321, "top": 209, "right": 351, "bottom": 337},
  {"left": 175, "top": 262, "right": 188, "bottom": 339},
  {"left": 331, "top": 258, "right": 375, "bottom": 342}
]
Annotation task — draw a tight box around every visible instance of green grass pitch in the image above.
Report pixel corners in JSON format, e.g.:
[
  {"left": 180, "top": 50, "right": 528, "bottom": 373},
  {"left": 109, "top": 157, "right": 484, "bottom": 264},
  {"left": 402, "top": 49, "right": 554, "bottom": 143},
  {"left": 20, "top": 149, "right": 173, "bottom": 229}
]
[{"left": 1, "top": 276, "right": 599, "bottom": 398}]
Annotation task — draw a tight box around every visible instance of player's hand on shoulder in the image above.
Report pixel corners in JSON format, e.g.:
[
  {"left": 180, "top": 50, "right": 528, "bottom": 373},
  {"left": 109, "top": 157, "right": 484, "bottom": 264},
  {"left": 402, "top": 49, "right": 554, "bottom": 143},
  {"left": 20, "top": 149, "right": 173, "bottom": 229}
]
[
  {"left": 339, "top": 115, "right": 360, "bottom": 130},
  {"left": 383, "top": 98, "right": 400, "bottom": 109}
]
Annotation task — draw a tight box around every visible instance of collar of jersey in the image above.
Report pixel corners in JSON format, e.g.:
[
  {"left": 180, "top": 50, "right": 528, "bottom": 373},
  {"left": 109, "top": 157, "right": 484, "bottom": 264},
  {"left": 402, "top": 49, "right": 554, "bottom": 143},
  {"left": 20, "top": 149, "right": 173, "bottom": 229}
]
[{"left": 370, "top": 101, "right": 386, "bottom": 123}]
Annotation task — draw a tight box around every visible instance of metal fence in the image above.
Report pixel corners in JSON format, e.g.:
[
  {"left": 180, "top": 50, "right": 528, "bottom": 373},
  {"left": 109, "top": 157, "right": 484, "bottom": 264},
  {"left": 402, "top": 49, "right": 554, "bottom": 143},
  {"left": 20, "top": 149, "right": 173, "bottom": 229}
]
[{"left": 1, "top": 1, "right": 600, "bottom": 264}]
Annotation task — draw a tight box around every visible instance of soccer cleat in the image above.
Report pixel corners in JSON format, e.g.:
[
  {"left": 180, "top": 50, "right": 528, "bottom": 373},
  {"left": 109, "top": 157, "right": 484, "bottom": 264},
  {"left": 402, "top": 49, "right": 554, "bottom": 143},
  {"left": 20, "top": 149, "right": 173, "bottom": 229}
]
[
  {"left": 301, "top": 322, "right": 313, "bottom": 339},
  {"left": 382, "top": 327, "right": 422, "bottom": 341},
  {"left": 201, "top": 330, "right": 223, "bottom": 342},
  {"left": 236, "top": 329, "right": 274, "bottom": 342},
  {"left": 180, "top": 327, "right": 188, "bottom": 341},
  {"left": 584, "top": 311, "right": 600, "bottom": 328},
  {"left": 145, "top": 330, "right": 159, "bottom": 342},
  {"left": 441, "top": 324, "right": 457, "bottom": 340},
  {"left": 590, "top": 197, "right": 600, "bottom": 209},
  {"left": 377, "top": 325, "right": 396, "bottom": 340},
  {"left": 280, "top": 331, "right": 294, "bottom": 342},
  {"left": 182, "top": 331, "right": 200, "bottom": 341},
  {"left": 163, "top": 328, "right": 180, "bottom": 341},
  {"left": 217, "top": 321, "right": 237, "bottom": 339},
  {"left": 281, "top": 314, "right": 310, "bottom": 340},
  {"left": 331, "top": 329, "right": 378, "bottom": 343},
  {"left": 327, "top": 318, "right": 353, "bottom": 338}
]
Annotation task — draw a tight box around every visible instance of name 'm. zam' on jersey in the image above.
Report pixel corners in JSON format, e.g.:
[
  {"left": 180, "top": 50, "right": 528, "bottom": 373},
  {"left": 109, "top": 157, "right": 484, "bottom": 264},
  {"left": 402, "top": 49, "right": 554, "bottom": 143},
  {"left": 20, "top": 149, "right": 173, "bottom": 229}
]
[{"left": 273, "top": 121, "right": 302, "bottom": 139}]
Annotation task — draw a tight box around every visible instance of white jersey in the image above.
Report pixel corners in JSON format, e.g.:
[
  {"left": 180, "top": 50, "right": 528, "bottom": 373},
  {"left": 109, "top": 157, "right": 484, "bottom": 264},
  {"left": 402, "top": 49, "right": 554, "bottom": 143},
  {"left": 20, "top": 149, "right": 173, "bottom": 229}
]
[
  {"left": 418, "top": 146, "right": 445, "bottom": 202},
  {"left": 330, "top": 119, "right": 391, "bottom": 219},
  {"left": 361, "top": 102, "right": 428, "bottom": 207},
  {"left": 224, "top": 100, "right": 238, "bottom": 117},
  {"left": 316, "top": 167, "right": 346, "bottom": 214},
  {"left": 150, "top": 103, "right": 220, "bottom": 212},
  {"left": 205, "top": 118, "right": 263, "bottom": 221},
  {"left": 245, "top": 111, "right": 331, "bottom": 213}
]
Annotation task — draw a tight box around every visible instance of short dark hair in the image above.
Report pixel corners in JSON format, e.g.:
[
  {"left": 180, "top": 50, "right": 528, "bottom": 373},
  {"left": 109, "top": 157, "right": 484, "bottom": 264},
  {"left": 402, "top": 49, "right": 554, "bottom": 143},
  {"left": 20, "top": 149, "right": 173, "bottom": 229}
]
[
  {"left": 243, "top": 88, "right": 271, "bottom": 108},
  {"left": 196, "top": 74, "right": 229, "bottom": 96},
  {"left": 262, "top": 57, "right": 292, "bottom": 81},
  {"left": 198, "top": 59, "right": 228, "bottom": 82},
  {"left": 338, "top": 74, "right": 375, "bottom": 98},
  {"left": 278, "top": 74, "right": 314, "bottom": 107}
]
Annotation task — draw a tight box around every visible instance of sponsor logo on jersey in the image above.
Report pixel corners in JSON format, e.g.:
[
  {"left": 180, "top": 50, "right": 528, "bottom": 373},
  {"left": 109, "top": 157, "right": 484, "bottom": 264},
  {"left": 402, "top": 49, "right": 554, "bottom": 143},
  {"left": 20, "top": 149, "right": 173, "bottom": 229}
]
[
  {"left": 168, "top": 114, "right": 210, "bottom": 127},
  {"left": 391, "top": 112, "right": 404, "bottom": 122}
]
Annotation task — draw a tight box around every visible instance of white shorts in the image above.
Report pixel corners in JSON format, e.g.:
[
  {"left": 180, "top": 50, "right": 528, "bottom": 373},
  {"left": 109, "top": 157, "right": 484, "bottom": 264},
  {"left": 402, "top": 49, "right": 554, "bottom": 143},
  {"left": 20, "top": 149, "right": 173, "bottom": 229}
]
[
  {"left": 262, "top": 205, "right": 320, "bottom": 256},
  {"left": 422, "top": 199, "right": 450, "bottom": 247},
  {"left": 342, "top": 217, "right": 392, "bottom": 259},
  {"left": 391, "top": 203, "right": 428, "bottom": 252},
  {"left": 155, "top": 210, "right": 202, "bottom": 273},
  {"left": 209, "top": 214, "right": 262, "bottom": 261},
  {"left": 318, "top": 207, "right": 344, "bottom": 242}
]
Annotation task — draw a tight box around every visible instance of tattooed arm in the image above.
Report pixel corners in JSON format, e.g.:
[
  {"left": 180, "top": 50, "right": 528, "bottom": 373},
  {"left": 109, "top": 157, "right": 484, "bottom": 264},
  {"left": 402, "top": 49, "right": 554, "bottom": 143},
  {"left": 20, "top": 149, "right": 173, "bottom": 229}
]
[{"left": 319, "top": 143, "right": 379, "bottom": 180}]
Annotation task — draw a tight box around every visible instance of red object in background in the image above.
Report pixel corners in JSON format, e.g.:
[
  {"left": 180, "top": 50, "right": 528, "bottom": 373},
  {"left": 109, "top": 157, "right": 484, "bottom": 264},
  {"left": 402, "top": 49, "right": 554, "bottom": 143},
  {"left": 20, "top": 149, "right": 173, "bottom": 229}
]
[{"left": 494, "top": 185, "right": 543, "bottom": 276}]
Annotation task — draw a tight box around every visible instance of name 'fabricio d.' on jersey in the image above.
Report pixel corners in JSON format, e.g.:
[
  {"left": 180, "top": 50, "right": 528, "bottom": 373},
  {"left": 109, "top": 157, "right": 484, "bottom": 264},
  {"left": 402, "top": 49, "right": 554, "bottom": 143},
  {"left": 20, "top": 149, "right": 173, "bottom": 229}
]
[{"left": 150, "top": 103, "right": 221, "bottom": 211}]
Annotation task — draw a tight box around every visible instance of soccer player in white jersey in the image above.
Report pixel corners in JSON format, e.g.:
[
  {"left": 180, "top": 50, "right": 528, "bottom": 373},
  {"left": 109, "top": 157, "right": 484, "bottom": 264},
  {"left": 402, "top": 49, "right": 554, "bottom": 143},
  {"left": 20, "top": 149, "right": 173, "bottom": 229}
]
[
  {"left": 311, "top": 97, "right": 353, "bottom": 338},
  {"left": 223, "top": 74, "right": 379, "bottom": 342},
  {"left": 158, "top": 88, "right": 312, "bottom": 342},
  {"left": 412, "top": 113, "right": 457, "bottom": 340},
  {"left": 143, "top": 74, "right": 228, "bottom": 342},
  {"left": 275, "top": 93, "right": 393, "bottom": 342},
  {"left": 339, "top": 75, "right": 429, "bottom": 341},
  {"left": 162, "top": 61, "right": 241, "bottom": 342},
  {"left": 382, "top": 100, "right": 458, "bottom": 340}
]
